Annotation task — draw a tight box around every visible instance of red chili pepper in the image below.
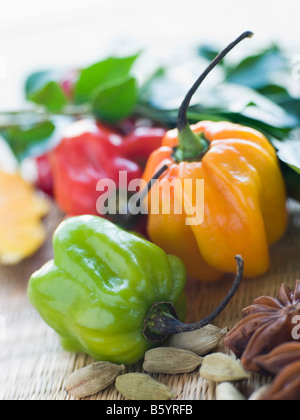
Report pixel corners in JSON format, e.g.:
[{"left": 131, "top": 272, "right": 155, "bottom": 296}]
[
  {"left": 35, "top": 153, "right": 54, "bottom": 197},
  {"left": 49, "top": 119, "right": 166, "bottom": 221},
  {"left": 121, "top": 126, "right": 166, "bottom": 165}
]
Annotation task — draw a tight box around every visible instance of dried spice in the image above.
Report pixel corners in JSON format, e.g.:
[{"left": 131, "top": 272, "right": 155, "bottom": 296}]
[
  {"left": 166, "top": 325, "right": 228, "bottom": 356},
  {"left": 115, "top": 373, "right": 173, "bottom": 400},
  {"left": 260, "top": 361, "right": 300, "bottom": 401},
  {"left": 199, "top": 353, "right": 250, "bottom": 382},
  {"left": 254, "top": 343, "right": 300, "bottom": 400},
  {"left": 143, "top": 347, "right": 203, "bottom": 374},
  {"left": 66, "top": 362, "right": 125, "bottom": 399},
  {"left": 248, "top": 385, "right": 271, "bottom": 401},
  {"left": 255, "top": 342, "right": 300, "bottom": 375},
  {"left": 216, "top": 382, "right": 246, "bottom": 401},
  {"left": 224, "top": 281, "right": 300, "bottom": 371}
]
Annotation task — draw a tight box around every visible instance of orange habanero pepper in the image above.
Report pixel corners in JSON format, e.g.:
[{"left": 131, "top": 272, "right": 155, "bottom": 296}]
[{"left": 142, "top": 32, "right": 288, "bottom": 282}]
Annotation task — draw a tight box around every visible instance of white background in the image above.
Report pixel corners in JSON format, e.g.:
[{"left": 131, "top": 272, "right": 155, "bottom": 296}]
[{"left": 0, "top": 0, "right": 299, "bottom": 110}]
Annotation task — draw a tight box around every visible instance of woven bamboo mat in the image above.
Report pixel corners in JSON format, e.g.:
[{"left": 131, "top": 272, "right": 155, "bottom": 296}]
[{"left": 0, "top": 199, "right": 299, "bottom": 400}]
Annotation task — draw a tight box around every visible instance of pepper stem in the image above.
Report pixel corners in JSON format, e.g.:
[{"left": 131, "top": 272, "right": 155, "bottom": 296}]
[
  {"left": 174, "top": 31, "right": 254, "bottom": 162},
  {"left": 134, "top": 164, "right": 169, "bottom": 209},
  {"left": 115, "top": 164, "right": 169, "bottom": 229},
  {"left": 143, "top": 255, "right": 244, "bottom": 343}
]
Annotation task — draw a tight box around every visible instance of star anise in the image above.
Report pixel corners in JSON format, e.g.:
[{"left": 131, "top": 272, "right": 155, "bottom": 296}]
[
  {"left": 255, "top": 343, "right": 300, "bottom": 400},
  {"left": 223, "top": 281, "right": 300, "bottom": 371},
  {"left": 255, "top": 342, "right": 300, "bottom": 375},
  {"left": 260, "top": 360, "right": 300, "bottom": 401}
]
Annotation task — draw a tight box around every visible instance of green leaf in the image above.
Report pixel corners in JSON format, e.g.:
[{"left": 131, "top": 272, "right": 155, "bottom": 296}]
[
  {"left": 25, "top": 71, "right": 56, "bottom": 96},
  {"left": 225, "top": 45, "right": 287, "bottom": 90},
  {"left": 258, "top": 83, "right": 290, "bottom": 98},
  {"left": 273, "top": 139, "right": 300, "bottom": 174},
  {"left": 198, "top": 45, "right": 221, "bottom": 63},
  {"left": 280, "top": 162, "right": 300, "bottom": 203},
  {"left": 255, "top": 84, "right": 300, "bottom": 123},
  {"left": 138, "top": 67, "right": 166, "bottom": 103},
  {"left": 25, "top": 71, "right": 67, "bottom": 112},
  {"left": 1, "top": 121, "right": 56, "bottom": 160},
  {"left": 274, "top": 139, "right": 300, "bottom": 203},
  {"left": 28, "top": 81, "right": 67, "bottom": 112},
  {"left": 277, "top": 97, "right": 300, "bottom": 121},
  {"left": 221, "top": 113, "right": 293, "bottom": 140},
  {"left": 190, "top": 84, "right": 298, "bottom": 138},
  {"left": 92, "top": 76, "right": 138, "bottom": 123},
  {"left": 74, "top": 54, "right": 140, "bottom": 104}
]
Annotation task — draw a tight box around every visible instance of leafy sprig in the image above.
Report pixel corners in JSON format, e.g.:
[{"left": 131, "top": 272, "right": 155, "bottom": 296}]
[{"left": 0, "top": 44, "right": 299, "bottom": 200}]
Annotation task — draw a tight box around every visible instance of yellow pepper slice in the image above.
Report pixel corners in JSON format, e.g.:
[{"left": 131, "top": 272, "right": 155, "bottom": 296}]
[{"left": 0, "top": 171, "right": 49, "bottom": 264}]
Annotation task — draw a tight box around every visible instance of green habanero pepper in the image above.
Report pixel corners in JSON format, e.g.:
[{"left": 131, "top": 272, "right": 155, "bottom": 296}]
[
  {"left": 28, "top": 215, "right": 244, "bottom": 365},
  {"left": 28, "top": 215, "right": 186, "bottom": 364}
]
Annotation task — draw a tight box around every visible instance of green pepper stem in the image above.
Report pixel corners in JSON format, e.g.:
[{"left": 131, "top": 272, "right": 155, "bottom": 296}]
[
  {"left": 143, "top": 255, "right": 244, "bottom": 343},
  {"left": 175, "top": 31, "right": 254, "bottom": 162},
  {"left": 114, "top": 164, "right": 169, "bottom": 229},
  {"left": 135, "top": 164, "right": 169, "bottom": 209}
]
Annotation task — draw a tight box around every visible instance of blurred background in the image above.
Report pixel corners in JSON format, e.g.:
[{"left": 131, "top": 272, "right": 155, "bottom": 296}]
[{"left": 1, "top": 0, "right": 299, "bottom": 110}]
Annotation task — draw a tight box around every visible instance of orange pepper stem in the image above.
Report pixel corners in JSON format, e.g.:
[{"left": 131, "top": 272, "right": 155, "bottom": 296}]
[
  {"left": 175, "top": 125, "right": 210, "bottom": 162},
  {"left": 175, "top": 30, "right": 254, "bottom": 162},
  {"left": 143, "top": 255, "right": 244, "bottom": 343}
]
